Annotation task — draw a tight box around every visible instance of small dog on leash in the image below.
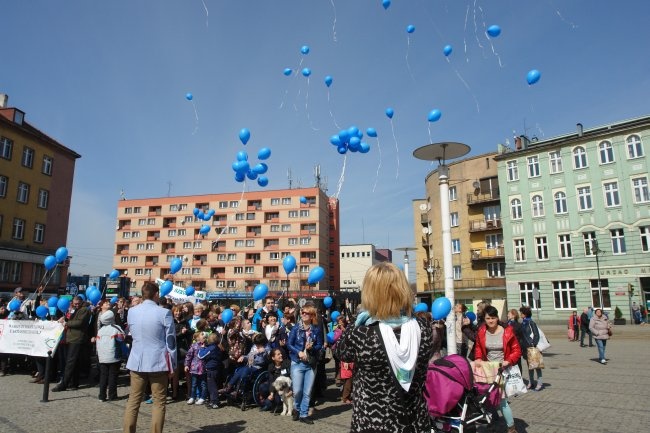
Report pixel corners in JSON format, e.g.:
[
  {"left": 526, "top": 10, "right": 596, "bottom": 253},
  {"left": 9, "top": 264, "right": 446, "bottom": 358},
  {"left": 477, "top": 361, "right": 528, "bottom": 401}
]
[{"left": 272, "top": 376, "right": 294, "bottom": 416}]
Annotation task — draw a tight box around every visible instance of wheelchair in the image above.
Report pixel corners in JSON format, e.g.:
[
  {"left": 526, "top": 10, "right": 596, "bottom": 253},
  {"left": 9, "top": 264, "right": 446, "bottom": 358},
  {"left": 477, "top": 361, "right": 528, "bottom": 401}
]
[{"left": 222, "top": 367, "right": 269, "bottom": 411}]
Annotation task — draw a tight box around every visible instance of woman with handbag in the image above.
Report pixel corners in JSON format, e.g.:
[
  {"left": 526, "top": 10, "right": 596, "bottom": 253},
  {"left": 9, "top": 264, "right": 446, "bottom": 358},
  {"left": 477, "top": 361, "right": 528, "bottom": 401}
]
[
  {"left": 589, "top": 308, "right": 612, "bottom": 364},
  {"left": 474, "top": 305, "right": 522, "bottom": 433},
  {"left": 519, "top": 306, "right": 544, "bottom": 391}
]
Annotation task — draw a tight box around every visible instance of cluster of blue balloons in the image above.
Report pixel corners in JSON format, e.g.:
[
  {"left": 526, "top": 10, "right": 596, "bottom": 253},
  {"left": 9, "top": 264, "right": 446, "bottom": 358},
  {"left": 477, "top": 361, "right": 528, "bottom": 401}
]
[
  {"left": 329, "top": 125, "right": 371, "bottom": 155},
  {"left": 231, "top": 131, "right": 271, "bottom": 187},
  {"left": 85, "top": 286, "right": 102, "bottom": 305},
  {"left": 45, "top": 295, "right": 73, "bottom": 314},
  {"left": 193, "top": 207, "right": 215, "bottom": 222},
  {"left": 43, "top": 246, "right": 69, "bottom": 271}
]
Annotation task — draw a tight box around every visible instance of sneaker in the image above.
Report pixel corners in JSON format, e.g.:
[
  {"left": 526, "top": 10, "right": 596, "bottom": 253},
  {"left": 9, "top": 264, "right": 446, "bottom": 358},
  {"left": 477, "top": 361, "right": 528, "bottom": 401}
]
[
  {"left": 600, "top": 359, "right": 607, "bottom": 364},
  {"left": 196, "top": 398, "right": 205, "bottom": 405},
  {"left": 292, "top": 409, "right": 299, "bottom": 421},
  {"left": 534, "top": 383, "right": 543, "bottom": 391},
  {"left": 186, "top": 398, "right": 195, "bottom": 405},
  {"left": 525, "top": 382, "right": 532, "bottom": 390},
  {"left": 144, "top": 398, "right": 153, "bottom": 404},
  {"left": 299, "top": 417, "right": 314, "bottom": 425},
  {"left": 207, "top": 403, "right": 220, "bottom": 409}
]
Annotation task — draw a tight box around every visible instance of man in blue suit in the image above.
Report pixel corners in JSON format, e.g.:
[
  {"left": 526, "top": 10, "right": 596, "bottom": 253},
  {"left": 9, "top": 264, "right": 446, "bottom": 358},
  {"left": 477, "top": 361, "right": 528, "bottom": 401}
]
[{"left": 123, "top": 281, "right": 176, "bottom": 433}]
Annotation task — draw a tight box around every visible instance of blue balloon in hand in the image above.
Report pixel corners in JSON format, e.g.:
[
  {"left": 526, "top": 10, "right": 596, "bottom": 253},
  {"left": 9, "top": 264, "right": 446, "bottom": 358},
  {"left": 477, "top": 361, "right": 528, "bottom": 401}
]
[
  {"left": 221, "top": 308, "right": 234, "bottom": 324},
  {"left": 160, "top": 280, "right": 173, "bottom": 297},
  {"left": 282, "top": 255, "right": 296, "bottom": 275},
  {"left": 55, "top": 246, "right": 69, "bottom": 263},
  {"left": 170, "top": 258, "right": 183, "bottom": 274},
  {"left": 323, "top": 296, "right": 333, "bottom": 308},
  {"left": 36, "top": 305, "right": 49, "bottom": 318},
  {"left": 44, "top": 255, "right": 57, "bottom": 271},
  {"left": 307, "top": 266, "right": 325, "bottom": 284},
  {"left": 253, "top": 284, "right": 269, "bottom": 301},
  {"left": 48, "top": 296, "right": 59, "bottom": 308},
  {"left": 432, "top": 297, "right": 452, "bottom": 320},
  {"left": 185, "top": 286, "right": 195, "bottom": 297}
]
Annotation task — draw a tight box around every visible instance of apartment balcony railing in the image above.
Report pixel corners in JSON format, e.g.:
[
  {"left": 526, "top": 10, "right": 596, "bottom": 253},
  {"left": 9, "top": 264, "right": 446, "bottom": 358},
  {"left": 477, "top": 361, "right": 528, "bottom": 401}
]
[
  {"left": 446, "top": 277, "right": 506, "bottom": 290},
  {"left": 470, "top": 247, "right": 505, "bottom": 261},
  {"left": 466, "top": 190, "right": 500, "bottom": 205},
  {"left": 300, "top": 257, "right": 316, "bottom": 263},
  {"left": 468, "top": 219, "right": 502, "bottom": 232}
]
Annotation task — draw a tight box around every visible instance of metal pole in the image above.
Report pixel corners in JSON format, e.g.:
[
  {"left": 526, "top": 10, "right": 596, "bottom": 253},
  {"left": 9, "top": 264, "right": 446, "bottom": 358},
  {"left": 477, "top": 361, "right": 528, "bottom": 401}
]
[
  {"left": 593, "top": 241, "right": 604, "bottom": 309},
  {"left": 40, "top": 351, "right": 52, "bottom": 403},
  {"left": 439, "top": 165, "right": 457, "bottom": 355}
]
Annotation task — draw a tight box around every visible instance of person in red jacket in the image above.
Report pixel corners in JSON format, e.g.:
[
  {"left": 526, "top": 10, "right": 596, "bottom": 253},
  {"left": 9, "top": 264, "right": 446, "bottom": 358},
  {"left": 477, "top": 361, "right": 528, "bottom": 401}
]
[{"left": 473, "top": 305, "right": 522, "bottom": 433}]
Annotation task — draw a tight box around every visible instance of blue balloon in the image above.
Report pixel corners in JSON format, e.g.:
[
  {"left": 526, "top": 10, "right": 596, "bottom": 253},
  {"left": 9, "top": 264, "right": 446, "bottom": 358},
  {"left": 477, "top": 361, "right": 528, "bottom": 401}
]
[
  {"left": 338, "top": 129, "right": 350, "bottom": 143},
  {"left": 414, "top": 302, "right": 428, "bottom": 313},
  {"left": 185, "top": 286, "right": 195, "bottom": 297},
  {"left": 170, "top": 258, "right": 183, "bottom": 275},
  {"left": 486, "top": 25, "right": 501, "bottom": 38},
  {"left": 193, "top": 207, "right": 200, "bottom": 216},
  {"left": 253, "top": 163, "right": 268, "bottom": 175},
  {"left": 283, "top": 255, "right": 296, "bottom": 275},
  {"left": 185, "top": 93, "right": 193, "bottom": 101},
  {"left": 109, "top": 269, "right": 120, "bottom": 279},
  {"left": 347, "top": 126, "right": 359, "bottom": 137},
  {"left": 359, "top": 142, "right": 370, "bottom": 154},
  {"left": 366, "top": 128, "right": 377, "bottom": 138},
  {"left": 235, "top": 172, "right": 246, "bottom": 182},
  {"left": 208, "top": 209, "right": 215, "bottom": 216},
  {"left": 8, "top": 299, "right": 21, "bottom": 312},
  {"left": 160, "top": 280, "right": 173, "bottom": 297},
  {"left": 432, "top": 297, "right": 452, "bottom": 320},
  {"left": 337, "top": 145, "right": 348, "bottom": 155},
  {"left": 77, "top": 293, "right": 86, "bottom": 301},
  {"left": 443, "top": 45, "right": 453, "bottom": 57},
  {"left": 236, "top": 151, "right": 248, "bottom": 161},
  {"left": 246, "top": 169, "right": 258, "bottom": 180},
  {"left": 239, "top": 128, "right": 251, "bottom": 145},
  {"left": 330, "top": 311, "right": 340, "bottom": 322},
  {"left": 323, "top": 296, "right": 333, "bottom": 308},
  {"left": 110, "top": 296, "right": 119, "bottom": 305},
  {"left": 44, "top": 255, "right": 57, "bottom": 271},
  {"left": 330, "top": 135, "right": 342, "bottom": 146},
  {"left": 57, "top": 297, "right": 70, "bottom": 314},
  {"left": 526, "top": 69, "right": 541, "bottom": 85},
  {"left": 233, "top": 160, "right": 250, "bottom": 174},
  {"left": 382, "top": 0, "right": 391, "bottom": 10},
  {"left": 324, "top": 75, "right": 333, "bottom": 87},
  {"left": 253, "top": 283, "right": 269, "bottom": 302},
  {"left": 55, "top": 246, "right": 68, "bottom": 264},
  {"left": 300, "top": 196, "right": 308, "bottom": 204},
  {"left": 257, "top": 176, "right": 269, "bottom": 187},
  {"left": 203, "top": 213, "right": 212, "bottom": 221},
  {"left": 258, "top": 147, "right": 271, "bottom": 160},
  {"left": 307, "top": 266, "right": 325, "bottom": 284},
  {"left": 406, "top": 25, "right": 415, "bottom": 34},
  {"left": 283, "top": 68, "right": 292, "bottom": 76},
  {"left": 326, "top": 331, "right": 336, "bottom": 344},
  {"left": 348, "top": 137, "right": 361, "bottom": 152},
  {"left": 301, "top": 45, "right": 310, "bottom": 55},
  {"left": 47, "top": 296, "right": 59, "bottom": 308},
  {"left": 301, "top": 68, "right": 311, "bottom": 77},
  {"left": 221, "top": 308, "right": 234, "bottom": 324},
  {"left": 36, "top": 305, "right": 48, "bottom": 318},
  {"left": 385, "top": 107, "right": 394, "bottom": 119},
  {"left": 199, "top": 224, "right": 211, "bottom": 235},
  {"left": 428, "top": 109, "right": 442, "bottom": 122},
  {"left": 87, "top": 286, "right": 101, "bottom": 305},
  {"left": 466, "top": 311, "right": 477, "bottom": 322}
]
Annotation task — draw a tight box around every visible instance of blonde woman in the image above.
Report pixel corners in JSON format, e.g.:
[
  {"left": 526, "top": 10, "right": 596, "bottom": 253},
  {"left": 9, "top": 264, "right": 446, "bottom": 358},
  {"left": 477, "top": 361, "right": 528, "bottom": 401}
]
[{"left": 333, "top": 262, "right": 434, "bottom": 433}]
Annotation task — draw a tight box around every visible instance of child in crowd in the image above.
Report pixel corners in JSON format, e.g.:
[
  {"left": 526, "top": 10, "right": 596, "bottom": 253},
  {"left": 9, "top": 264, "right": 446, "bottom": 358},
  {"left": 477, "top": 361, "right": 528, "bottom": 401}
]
[
  {"left": 199, "top": 332, "right": 224, "bottom": 409},
  {"left": 185, "top": 332, "right": 207, "bottom": 405},
  {"left": 95, "top": 310, "right": 125, "bottom": 402},
  {"left": 220, "top": 333, "right": 269, "bottom": 396}
]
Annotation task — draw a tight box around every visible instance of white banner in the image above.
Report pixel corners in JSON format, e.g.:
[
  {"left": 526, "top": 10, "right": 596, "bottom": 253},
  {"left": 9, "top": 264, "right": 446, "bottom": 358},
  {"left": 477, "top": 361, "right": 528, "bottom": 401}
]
[
  {"left": 0, "top": 320, "right": 65, "bottom": 357},
  {"left": 155, "top": 279, "right": 206, "bottom": 304}
]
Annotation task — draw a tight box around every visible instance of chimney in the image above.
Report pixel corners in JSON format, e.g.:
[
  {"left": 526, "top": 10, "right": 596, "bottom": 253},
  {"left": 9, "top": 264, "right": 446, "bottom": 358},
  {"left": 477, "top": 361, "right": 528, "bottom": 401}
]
[
  {"left": 577, "top": 123, "right": 583, "bottom": 137},
  {"left": 515, "top": 136, "right": 522, "bottom": 150},
  {"left": 0, "top": 94, "right": 7, "bottom": 108}
]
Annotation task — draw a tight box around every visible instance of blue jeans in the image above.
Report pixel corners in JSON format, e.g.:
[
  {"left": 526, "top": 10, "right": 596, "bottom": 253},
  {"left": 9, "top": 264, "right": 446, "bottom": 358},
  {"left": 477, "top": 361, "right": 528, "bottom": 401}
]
[
  {"left": 500, "top": 398, "right": 515, "bottom": 428},
  {"left": 191, "top": 373, "right": 207, "bottom": 399},
  {"left": 291, "top": 361, "right": 315, "bottom": 418},
  {"left": 595, "top": 339, "right": 607, "bottom": 361}
]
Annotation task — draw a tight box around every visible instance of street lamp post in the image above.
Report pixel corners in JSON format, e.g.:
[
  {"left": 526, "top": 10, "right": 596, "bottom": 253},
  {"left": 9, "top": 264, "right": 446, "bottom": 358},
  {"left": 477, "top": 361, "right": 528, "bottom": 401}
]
[{"left": 592, "top": 240, "right": 604, "bottom": 309}]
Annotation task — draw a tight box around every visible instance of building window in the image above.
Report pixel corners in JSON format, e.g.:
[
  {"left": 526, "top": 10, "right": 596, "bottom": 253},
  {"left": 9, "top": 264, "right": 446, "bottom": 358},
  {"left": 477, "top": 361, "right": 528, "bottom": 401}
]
[
  {"left": 42, "top": 156, "right": 53, "bottom": 175},
  {"left": 183, "top": 241, "right": 192, "bottom": 249},
  {"left": 610, "top": 228, "right": 626, "bottom": 254},
  {"left": 271, "top": 198, "right": 280, "bottom": 205},
  {"left": 519, "top": 282, "right": 540, "bottom": 309},
  {"left": 583, "top": 232, "right": 597, "bottom": 256},
  {"left": 216, "top": 254, "right": 226, "bottom": 261},
  {"left": 17, "top": 182, "right": 30, "bottom": 204},
  {"left": 549, "top": 150, "right": 563, "bottom": 174},
  {"left": 33, "top": 223, "right": 45, "bottom": 243},
  {"left": 450, "top": 212, "right": 459, "bottom": 227},
  {"left": 558, "top": 234, "right": 572, "bottom": 258},
  {"left": 448, "top": 186, "right": 457, "bottom": 201},
  {"left": 506, "top": 160, "right": 519, "bottom": 181},
  {"left": 573, "top": 146, "right": 588, "bottom": 169},
  {"left": 234, "top": 240, "right": 244, "bottom": 247},
  {"left": 138, "top": 218, "right": 146, "bottom": 226},
  {"left": 136, "top": 243, "right": 145, "bottom": 251},
  {"left": 245, "top": 266, "right": 254, "bottom": 274},
  {"left": 288, "top": 210, "right": 298, "bottom": 218},
  {"left": 282, "top": 197, "right": 292, "bottom": 205},
  {"left": 0, "top": 175, "right": 7, "bottom": 197},
  {"left": 130, "top": 256, "right": 138, "bottom": 263},
  {"left": 133, "top": 207, "right": 141, "bottom": 213},
  {"left": 554, "top": 191, "right": 567, "bottom": 214},
  {"left": 487, "top": 262, "right": 505, "bottom": 277},
  {"left": 640, "top": 226, "right": 650, "bottom": 252},
  {"left": 270, "top": 224, "right": 280, "bottom": 232},
  {"left": 228, "top": 201, "right": 238, "bottom": 208},
  {"left": 453, "top": 265, "right": 461, "bottom": 280},
  {"left": 146, "top": 243, "right": 155, "bottom": 250},
  {"left": 281, "top": 224, "right": 291, "bottom": 232},
  {"left": 219, "top": 201, "right": 228, "bottom": 208},
  {"left": 1, "top": 137, "right": 13, "bottom": 160},
  {"left": 486, "top": 234, "right": 503, "bottom": 250},
  {"left": 227, "top": 253, "right": 237, "bottom": 261},
  {"left": 168, "top": 229, "right": 176, "bottom": 237},
  {"left": 632, "top": 177, "right": 649, "bottom": 203},
  {"left": 179, "top": 204, "right": 187, "bottom": 211},
  {"left": 514, "top": 239, "right": 526, "bottom": 262},
  {"left": 21, "top": 147, "right": 34, "bottom": 168},
  {"left": 300, "top": 237, "right": 311, "bottom": 245},
  {"left": 510, "top": 198, "right": 522, "bottom": 220},
  {"left": 531, "top": 195, "right": 544, "bottom": 217},
  {"left": 38, "top": 189, "right": 49, "bottom": 209},
  {"left": 228, "top": 227, "right": 237, "bottom": 234},
  {"left": 169, "top": 204, "right": 178, "bottom": 211},
  {"left": 603, "top": 182, "right": 620, "bottom": 207},
  {"left": 627, "top": 134, "right": 644, "bottom": 159},
  {"left": 12, "top": 218, "right": 25, "bottom": 240},
  {"left": 590, "top": 279, "right": 611, "bottom": 309},
  {"left": 235, "top": 213, "right": 244, "bottom": 221},
  {"left": 226, "top": 281, "right": 237, "bottom": 288},
  {"left": 451, "top": 239, "right": 460, "bottom": 254},
  {"left": 300, "top": 209, "right": 310, "bottom": 217},
  {"left": 300, "top": 265, "right": 310, "bottom": 273},
  {"left": 527, "top": 155, "right": 540, "bottom": 178},
  {"left": 234, "top": 266, "right": 243, "bottom": 274},
  {"left": 535, "top": 236, "right": 549, "bottom": 260},
  {"left": 288, "top": 238, "right": 298, "bottom": 246},
  {"left": 120, "top": 256, "right": 128, "bottom": 263},
  {"left": 246, "top": 212, "right": 255, "bottom": 220},
  {"left": 178, "top": 229, "right": 186, "bottom": 236},
  {"left": 598, "top": 140, "right": 614, "bottom": 164},
  {"left": 553, "top": 280, "right": 576, "bottom": 309},
  {"left": 577, "top": 186, "right": 592, "bottom": 210},
  {"left": 246, "top": 239, "right": 255, "bottom": 247},
  {"left": 124, "top": 207, "right": 132, "bottom": 214},
  {"left": 123, "top": 232, "right": 131, "bottom": 239}
]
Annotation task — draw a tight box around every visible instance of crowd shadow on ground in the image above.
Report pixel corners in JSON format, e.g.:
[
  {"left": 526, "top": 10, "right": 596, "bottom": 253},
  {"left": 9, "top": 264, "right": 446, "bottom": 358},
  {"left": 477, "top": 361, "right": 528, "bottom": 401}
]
[{"left": 188, "top": 420, "right": 247, "bottom": 433}]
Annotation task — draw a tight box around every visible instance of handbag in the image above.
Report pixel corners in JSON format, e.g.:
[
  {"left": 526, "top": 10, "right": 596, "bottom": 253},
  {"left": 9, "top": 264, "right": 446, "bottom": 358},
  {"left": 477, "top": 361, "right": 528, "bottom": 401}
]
[
  {"left": 526, "top": 347, "right": 545, "bottom": 370},
  {"left": 607, "top": 328, "right": 612, "bottom": 337},
  {"left": 503, "top": 365, "right": 527, "bottom": 397},
  {"left": 567, "top": 328, "right": 575, "bottom": 341},
  {"left": 536, "top": 326, "right": 551, "bottom": 352}
]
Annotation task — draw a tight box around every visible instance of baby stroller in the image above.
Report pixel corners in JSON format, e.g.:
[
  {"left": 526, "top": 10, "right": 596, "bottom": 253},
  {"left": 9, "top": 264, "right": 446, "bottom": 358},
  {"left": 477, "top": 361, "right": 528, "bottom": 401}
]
[{"left": 424, "top": 354, "right": 503, "bottom": 433}]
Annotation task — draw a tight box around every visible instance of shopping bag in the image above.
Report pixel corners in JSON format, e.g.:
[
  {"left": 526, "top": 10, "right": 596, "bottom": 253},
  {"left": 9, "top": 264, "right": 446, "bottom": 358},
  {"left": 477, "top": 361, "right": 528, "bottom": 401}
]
[
  {"left": 567, "top": 328, "right": 575, "bottom": 340},
  {"left": 503, "top": 365, "right": 527, "bottom": 397},
  {"left": 471, "top": 361, "right": 501, "bottom": 383},
  {"left": 527, "top": 347, "right": 545, "bottom": 370},
  {"left": 536, "top": 326, "right": 551, "bottom": 352}
]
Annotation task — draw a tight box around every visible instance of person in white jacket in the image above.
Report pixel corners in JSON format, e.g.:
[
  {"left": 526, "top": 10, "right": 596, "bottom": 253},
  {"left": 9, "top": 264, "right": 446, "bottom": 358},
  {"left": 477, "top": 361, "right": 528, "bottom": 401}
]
[{"left": 96, "top": 310, "right": 125, "bottom": 401}]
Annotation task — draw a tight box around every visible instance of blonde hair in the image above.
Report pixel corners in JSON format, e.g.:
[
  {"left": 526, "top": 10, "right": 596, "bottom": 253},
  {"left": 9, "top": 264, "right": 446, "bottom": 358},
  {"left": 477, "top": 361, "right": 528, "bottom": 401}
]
[
  {"left": 508, "top": 309, "right": 519, "bottom": 321},
  {"left": 361, "top": 262, "right": 413, "bottom": 319},
  {"left": 207, "top": 332, "right": 219, "bottom": 345}
]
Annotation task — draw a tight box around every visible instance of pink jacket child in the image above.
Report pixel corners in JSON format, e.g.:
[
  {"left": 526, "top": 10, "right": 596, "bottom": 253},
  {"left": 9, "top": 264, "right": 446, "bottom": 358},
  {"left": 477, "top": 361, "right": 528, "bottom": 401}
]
[{"left": 185, "top": 341, "right": 206, "bottom": 375}]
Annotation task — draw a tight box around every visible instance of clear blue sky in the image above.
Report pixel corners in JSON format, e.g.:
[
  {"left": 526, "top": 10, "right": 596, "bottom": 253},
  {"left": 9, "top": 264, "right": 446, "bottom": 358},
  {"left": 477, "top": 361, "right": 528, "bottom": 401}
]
[{"left": 3, "top": 0, "right": 649, "bottom": 278}]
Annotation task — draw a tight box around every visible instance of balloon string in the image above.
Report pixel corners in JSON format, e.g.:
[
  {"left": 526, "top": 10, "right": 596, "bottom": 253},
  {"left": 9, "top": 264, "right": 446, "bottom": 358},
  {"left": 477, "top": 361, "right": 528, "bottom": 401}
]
[
  {"left": 372, "top": 136, "right": 382, "bottom": 193},
  {"left": 200, "top": 0, "right": 209, "bottom": 28},
  {"left": 463, "top": 4, "right": 470, "bottom": 63},
  {"left": 390, "top": 119, "right": 399, "bottom": 180},
  {"left": 329, "top": 0, "right": 337, "bottom": 42},
  {"left": 446, "top": 58, "right": 480, "bottom": 113},
  {"left": 428, "top": 123, "right": 433, "bottom": 145},
  {"left": 191, "top": 100, "right": 199, "bottom": 135},
  {"left": 327, "top": 90, "right": 340, "bottom": 129},
  {"left": 293, "top": 88, "right": 301, "bottom": 112},
  {"left": 335, "top": 154, "right": 347, "bottom": 199},
  {"left": 278, "top": 89, "right": 288, "bottom": 109},
  {"left": 304, "top": 78, "right": 319, "bottom": 131},
  {"left": 405, "top": 36, "right": 416, "bottom": 83},
  {"left": 473, "top": 0, "right": 485, "bottom": 52}
]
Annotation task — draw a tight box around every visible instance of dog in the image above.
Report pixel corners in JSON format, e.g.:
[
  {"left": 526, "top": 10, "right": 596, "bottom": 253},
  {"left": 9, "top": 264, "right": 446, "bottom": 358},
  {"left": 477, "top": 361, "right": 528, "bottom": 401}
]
[{"left": 272, "top": 376, "right": 294, "bottom": 416}]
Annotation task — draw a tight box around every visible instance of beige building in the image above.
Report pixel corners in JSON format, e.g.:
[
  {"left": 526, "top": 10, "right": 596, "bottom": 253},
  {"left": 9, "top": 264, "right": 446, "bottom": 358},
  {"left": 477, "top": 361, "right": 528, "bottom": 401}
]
[
  {"left": 339, "top": 244, "right": 392, "bottom": 292},
  {"left": 113, "top": 187, "right": 340, "bottom": 298},
  {"left": 413, "top": 152, "right": 507, "bottom": 313}
]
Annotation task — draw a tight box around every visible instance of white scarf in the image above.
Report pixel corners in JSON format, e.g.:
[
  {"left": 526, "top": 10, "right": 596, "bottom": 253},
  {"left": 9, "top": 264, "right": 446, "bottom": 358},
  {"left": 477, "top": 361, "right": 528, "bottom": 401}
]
[{"left": 379, "top": 318, "right": 421, "bottom": 392}]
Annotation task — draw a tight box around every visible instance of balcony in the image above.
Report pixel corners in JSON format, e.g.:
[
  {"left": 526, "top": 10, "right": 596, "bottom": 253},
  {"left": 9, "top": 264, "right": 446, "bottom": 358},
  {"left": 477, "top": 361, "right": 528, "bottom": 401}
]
[
  {"left": 466, "top": 190, "right": 500, "bottom": 206},
  {"left": 193, "top": 260, "right": 203, "bottom": 266},
  {"left": 447, "top": 278, "right": 506, "bottom": 290},
  {"left": 212, "top": 273, "right": 225, "bottom": 279},
  {"left": 119, "top": 249, "right": 129, "bottom": 255},
  {"left": 265, "top": 272, "right": 279, "bottom": 278},
  {"left": 246, "top": 232, "right": 260, "bottom": 238},
  {"left": 119, "top": 223, "right": 131, "bottom": 230},
  {"left": 148, "top": 211, "right": 161, "bottom": 216},
  {"left": 264, "top": 244, "right": 279, "bottom": 251},
  {"left": 248, "top": 205, "right": 261, "bottom": 211},
  {"left": 468, "top": 219, "right": 502, "bottom": 232},
  {"left": 470, "top": 247, "right": 505, "bottom": 261},
  {"left": 300, "top": 257, "right": 316, "bottom": 263},
  {"left": 163, "top": 247, "right": 175, "bottom": 253},
  {"left": 265, "top": 217, "right": 279, "bottom": 223}
]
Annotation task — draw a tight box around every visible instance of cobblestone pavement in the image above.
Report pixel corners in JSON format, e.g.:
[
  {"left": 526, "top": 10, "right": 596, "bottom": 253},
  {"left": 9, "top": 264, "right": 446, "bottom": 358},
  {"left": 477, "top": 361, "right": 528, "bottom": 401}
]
[{"left": 0, "top": 324, "right": 649, "bottom": 433}]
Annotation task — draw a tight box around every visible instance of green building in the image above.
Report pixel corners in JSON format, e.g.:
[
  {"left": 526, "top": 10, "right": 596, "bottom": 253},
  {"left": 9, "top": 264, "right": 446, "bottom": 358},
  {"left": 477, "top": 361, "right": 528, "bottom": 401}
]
[{"left": 495, "top": 115, "right": 650, "bottom": 323}]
